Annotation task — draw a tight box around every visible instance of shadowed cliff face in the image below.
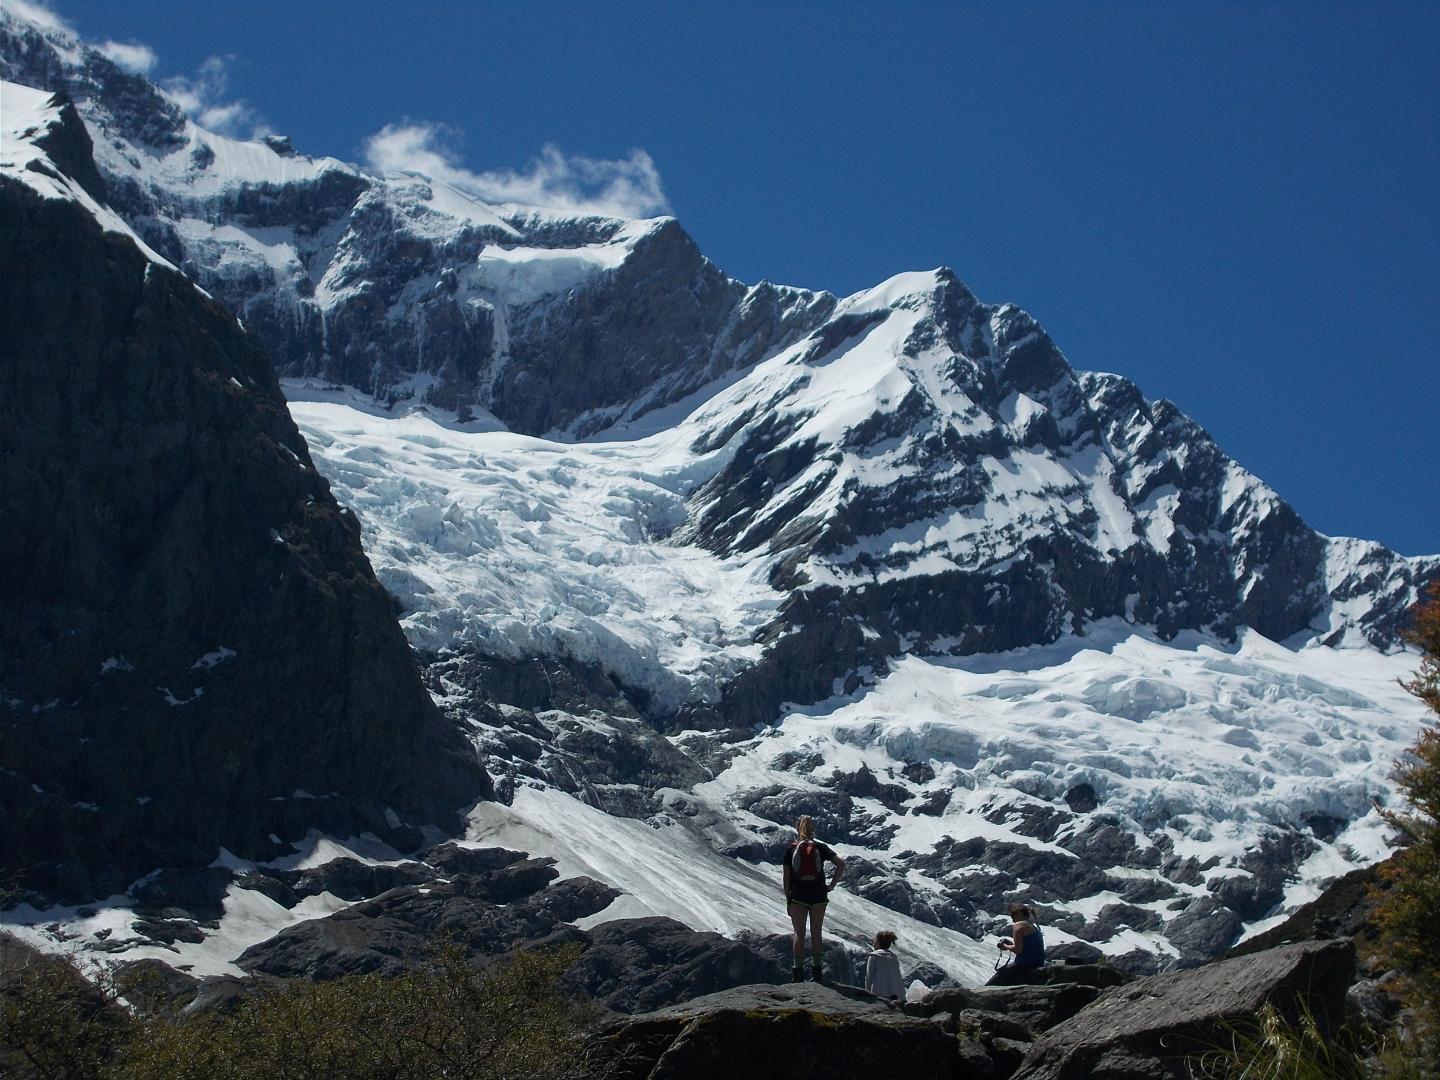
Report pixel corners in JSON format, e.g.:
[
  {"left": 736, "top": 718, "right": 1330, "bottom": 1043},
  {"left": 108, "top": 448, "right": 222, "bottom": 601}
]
[{"left": 0, "top": 115, "right": 488, "bottom": 904}]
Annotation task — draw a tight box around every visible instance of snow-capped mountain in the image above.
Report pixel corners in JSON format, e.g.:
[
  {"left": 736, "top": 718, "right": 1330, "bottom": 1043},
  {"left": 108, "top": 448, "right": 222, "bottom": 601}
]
[
  {"left": 0, "top": 8, "right": 833, "bottom": 439},
  {"left": 2, "top": 5, "right": 1435, "bottom": 982}
]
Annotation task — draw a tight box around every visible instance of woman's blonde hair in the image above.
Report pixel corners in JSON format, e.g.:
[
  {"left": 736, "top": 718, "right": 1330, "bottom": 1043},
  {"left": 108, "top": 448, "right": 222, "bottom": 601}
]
[{"left": 796, "top": 815, "right": 816, "bottom": 839}]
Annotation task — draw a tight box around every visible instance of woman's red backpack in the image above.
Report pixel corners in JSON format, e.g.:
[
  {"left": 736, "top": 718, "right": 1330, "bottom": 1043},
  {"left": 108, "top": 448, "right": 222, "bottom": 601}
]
[{"left": 792, "top": 840, "right": 823, "bottom": 881}]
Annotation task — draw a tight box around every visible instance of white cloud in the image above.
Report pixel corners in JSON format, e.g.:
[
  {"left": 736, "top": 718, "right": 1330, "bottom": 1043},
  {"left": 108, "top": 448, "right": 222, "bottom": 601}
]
[
  {"left": 161, "top": 55, "right": 270, "bottom": 139},
  {"left": 363, "top": 122, "right": 671, "bottom": 220},
  {"left": 98, "top": 40, "right": 157, "bottom": 75},
  {"left": 2, "top": 0, "right": 75, "bottom": 36}
]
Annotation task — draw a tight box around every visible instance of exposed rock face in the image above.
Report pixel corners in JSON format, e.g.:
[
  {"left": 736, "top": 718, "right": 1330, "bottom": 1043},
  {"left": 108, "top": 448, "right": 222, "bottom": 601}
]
[
  {"left": 589, "top": 982, "right": 959, "bottom": 1080},
  {"left": 0, "top": 95, "right": 486, "bottom": 904},
  {"left": 1224, "top": 862, "right": 1382, "bottom": 959},
  {"left": 236, "top": 857, "right": 616, "bottom": 981},
  {"left": 1010, "top": 939, "right": 1355, "bottom": 1080},
  {"left": 564, "top": 917, "right": 858, "bottom": 1013}
]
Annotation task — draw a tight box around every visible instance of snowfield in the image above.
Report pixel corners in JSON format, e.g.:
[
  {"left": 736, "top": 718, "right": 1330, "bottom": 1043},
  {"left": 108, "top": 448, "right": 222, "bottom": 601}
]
[{"left": 462, "top": 621, "right": 1422, "bottom": 973}]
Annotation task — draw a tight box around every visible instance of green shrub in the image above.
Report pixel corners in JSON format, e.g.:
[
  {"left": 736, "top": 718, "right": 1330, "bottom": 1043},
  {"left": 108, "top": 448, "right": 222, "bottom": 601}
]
[
  {"left": 0, "top": 936, "right": 136, "bottom": 1079},
  {"left": 1370, "top": 581, "right": 1440, "bottom": 1067},
  {"left": 1187, "top": 1001, "right": 1369, "bottom": 1080},
  {"left": 2, "top": 936, "right": 601, "bottom": 1080}
]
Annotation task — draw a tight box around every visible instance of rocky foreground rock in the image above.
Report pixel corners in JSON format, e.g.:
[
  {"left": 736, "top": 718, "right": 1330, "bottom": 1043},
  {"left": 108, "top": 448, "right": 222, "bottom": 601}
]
[
  {"left": 1011, "top": 939, "right": 1353, "bottom": 1079},
  {"left": 584, "top": 939, "right": 1356, "bottom": 1080}
]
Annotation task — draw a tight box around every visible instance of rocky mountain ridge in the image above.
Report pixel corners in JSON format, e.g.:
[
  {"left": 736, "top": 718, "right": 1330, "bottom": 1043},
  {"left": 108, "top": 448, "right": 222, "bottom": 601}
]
[{"left": 0, "top": 8, "right": 834, "bottom": 440}]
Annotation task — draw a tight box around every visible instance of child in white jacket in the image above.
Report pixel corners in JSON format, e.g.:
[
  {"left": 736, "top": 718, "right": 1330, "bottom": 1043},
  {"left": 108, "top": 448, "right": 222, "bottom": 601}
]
[{"left": 865, "top": 930, "right": 903, "bottom": 1001}]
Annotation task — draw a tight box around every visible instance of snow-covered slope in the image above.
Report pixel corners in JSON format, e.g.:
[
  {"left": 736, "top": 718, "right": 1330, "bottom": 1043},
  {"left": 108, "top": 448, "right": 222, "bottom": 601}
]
[
  {"left": 287, "top": 389, "right": 1431, "bottom": 973},
  {"left": 0, "top": 79, "right": 175, "bottom": 269}
]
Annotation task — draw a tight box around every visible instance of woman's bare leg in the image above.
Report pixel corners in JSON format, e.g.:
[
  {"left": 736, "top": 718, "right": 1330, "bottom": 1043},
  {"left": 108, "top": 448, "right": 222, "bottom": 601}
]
[
  {"left": 808, "top": 902, "right": 827, "bottom": 975},
  {"left": 788, "top": 903, "right": 808, "bottom": 970}
]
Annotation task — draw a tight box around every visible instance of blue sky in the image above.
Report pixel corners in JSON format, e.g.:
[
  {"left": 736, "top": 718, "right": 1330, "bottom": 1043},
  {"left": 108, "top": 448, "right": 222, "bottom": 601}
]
[{"left": 45, "top": 0, "right": 1440, "bottom": 556}]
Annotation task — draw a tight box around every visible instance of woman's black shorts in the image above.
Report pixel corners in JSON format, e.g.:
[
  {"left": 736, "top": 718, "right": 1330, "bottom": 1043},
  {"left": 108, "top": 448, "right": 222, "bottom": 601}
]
[{"left": 788, "top": 879, "right": 829, "bottom": 906}]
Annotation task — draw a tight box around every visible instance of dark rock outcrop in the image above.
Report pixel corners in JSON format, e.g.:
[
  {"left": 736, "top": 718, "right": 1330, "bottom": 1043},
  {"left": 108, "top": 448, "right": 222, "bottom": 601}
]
[
  {"left": 907, "top": 967, "right": 1125, "bottom": 1035},
  {"left": 586, "top": 966, "right": 1131, "bottom": 1080},
  {"left": 235, "top": 858, "right": 616, "bottom": 980},
  {"left": 588, "top": 982, "right": 958, "bottom": 1080},
  {"left": 1011, "top": 939, "right": 1355, "bottom": 1079},
  {"left": 565, "top": 917, "right": 858, "bottom": 1014},
  {"left": 0, "top": 102, "right": 487, "bottom": 905},
  {"left": 579, "top": 941, "right": 1358, "bottom": 1079},
  {"left": 1224, "top": 862, "right": 1383, "bottom": 959}
]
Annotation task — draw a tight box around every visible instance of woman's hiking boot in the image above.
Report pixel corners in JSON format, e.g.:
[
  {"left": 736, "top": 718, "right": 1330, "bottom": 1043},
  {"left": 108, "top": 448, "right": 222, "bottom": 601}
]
[
  {"left": 791, "top": 963, "right": 804, "bottom": 983},
  {"left": 811, "top": 958, "right": 826, "bottom": 984}
]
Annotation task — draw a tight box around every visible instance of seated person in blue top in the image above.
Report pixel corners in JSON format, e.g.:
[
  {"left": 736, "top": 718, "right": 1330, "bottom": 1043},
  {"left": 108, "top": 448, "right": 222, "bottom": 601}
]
[{"left": 986, "top": 903, "right": 1045, "bottom": 985}]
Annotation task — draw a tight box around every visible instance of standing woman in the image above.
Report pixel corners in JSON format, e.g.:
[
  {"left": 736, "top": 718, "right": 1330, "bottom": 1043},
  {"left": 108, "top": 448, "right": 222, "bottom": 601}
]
[{"left": 782, "top": 815, "right": 845, "bottom": 982}]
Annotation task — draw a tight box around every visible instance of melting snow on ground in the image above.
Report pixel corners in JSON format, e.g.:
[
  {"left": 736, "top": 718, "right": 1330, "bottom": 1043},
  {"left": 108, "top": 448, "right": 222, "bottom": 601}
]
[{"left": 3, "top": 833, "right": 404, "bottom": 979}]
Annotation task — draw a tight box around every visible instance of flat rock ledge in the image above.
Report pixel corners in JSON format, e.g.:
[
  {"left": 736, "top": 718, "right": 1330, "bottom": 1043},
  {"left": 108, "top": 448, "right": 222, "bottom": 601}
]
[
  {"left": 585, "top": 940, "right": 1355, "bottom": 1080},
  {"left": 587, "top": 982, "right": 957, "bottom": 1080}
]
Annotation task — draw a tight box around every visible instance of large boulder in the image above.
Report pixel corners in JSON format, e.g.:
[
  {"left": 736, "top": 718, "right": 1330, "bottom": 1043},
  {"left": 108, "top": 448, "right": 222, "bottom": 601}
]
[
  {"left": 564, "top": 917, "right": 855, "bottom": 1014},
  {"left": 906, "top": 965, "right": 1128, "bottom": 1025},
  {"left": 588, "top": 982, "right": 959, "bottom": 1080},
  {"left": 1011, "top": 939, "right": 1355, "bottom": 1080},
  {"left": 971, "top": 983, "right": 1104, "bottom": 1036}
]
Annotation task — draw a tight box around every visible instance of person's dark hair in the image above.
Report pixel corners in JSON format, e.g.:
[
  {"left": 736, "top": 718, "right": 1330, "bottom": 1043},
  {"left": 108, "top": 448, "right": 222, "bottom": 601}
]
[{"left": 874, "top": 930, "right": 897, "bottom": 950}]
